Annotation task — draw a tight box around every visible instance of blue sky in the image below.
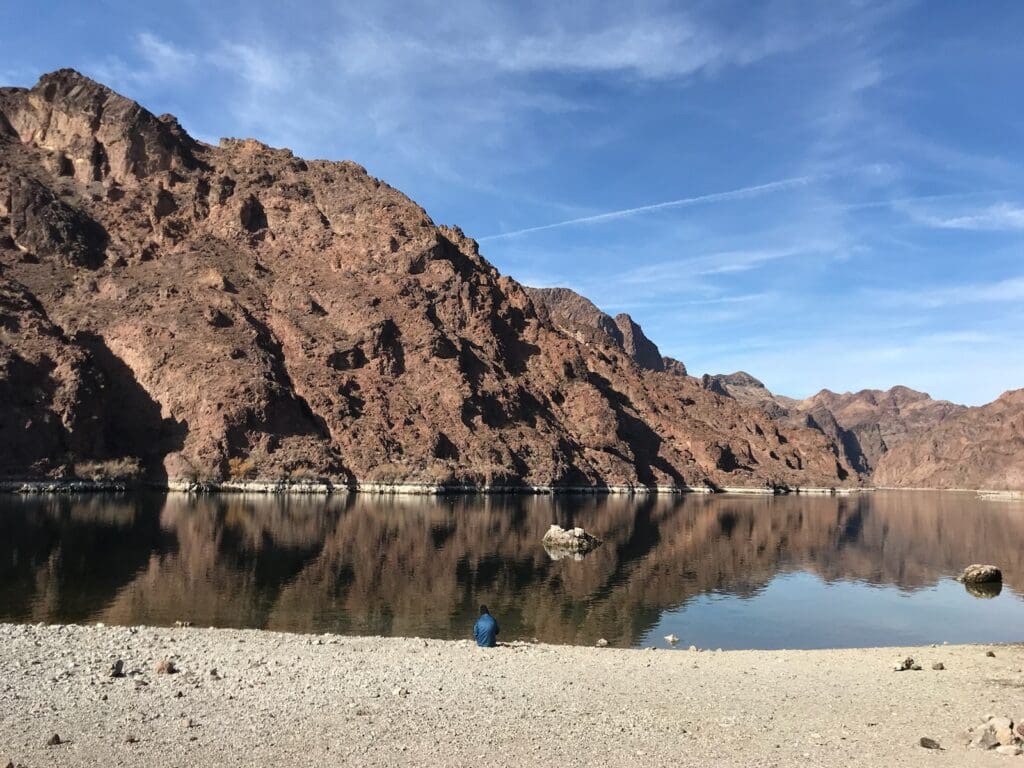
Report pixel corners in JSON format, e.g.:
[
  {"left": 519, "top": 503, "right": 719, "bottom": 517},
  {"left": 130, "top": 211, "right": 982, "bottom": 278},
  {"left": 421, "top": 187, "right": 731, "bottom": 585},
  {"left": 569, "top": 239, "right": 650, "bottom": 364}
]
[{"left": 3, "top": 1, "right": 1023, "bottom": 404}]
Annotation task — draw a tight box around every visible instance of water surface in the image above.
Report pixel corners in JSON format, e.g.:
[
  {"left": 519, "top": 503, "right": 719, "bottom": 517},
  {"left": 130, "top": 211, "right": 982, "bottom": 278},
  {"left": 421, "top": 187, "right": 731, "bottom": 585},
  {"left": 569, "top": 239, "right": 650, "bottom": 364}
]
[{"left": 2, "top": 490, "right": 1023, "bottom": 649}]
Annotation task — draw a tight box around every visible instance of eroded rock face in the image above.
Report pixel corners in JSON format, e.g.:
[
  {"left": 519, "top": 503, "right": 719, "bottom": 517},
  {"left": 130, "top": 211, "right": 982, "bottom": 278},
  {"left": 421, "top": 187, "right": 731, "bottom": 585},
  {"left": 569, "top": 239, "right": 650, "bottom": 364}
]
[{"left": 0, "top": 69, "right": 854, "bottom": 488}]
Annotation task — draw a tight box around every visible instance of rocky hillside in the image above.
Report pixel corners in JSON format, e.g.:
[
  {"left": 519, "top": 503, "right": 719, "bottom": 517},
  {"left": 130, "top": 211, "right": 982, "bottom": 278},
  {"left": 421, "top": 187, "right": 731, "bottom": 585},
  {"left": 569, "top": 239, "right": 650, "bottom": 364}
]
[
  {"left": 0, "top": 69, "right": 854, "bottom": 490},
  {"left": 872, "top": 389, "right": 1024, "bottom": 490}
]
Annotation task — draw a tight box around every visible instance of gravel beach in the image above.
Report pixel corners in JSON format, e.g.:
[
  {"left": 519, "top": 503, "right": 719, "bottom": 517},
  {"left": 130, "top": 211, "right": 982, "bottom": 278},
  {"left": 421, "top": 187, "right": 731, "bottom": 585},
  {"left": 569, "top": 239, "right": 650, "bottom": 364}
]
[{"left": 1, "top": 623, "right": 1021, "bottom": 767}]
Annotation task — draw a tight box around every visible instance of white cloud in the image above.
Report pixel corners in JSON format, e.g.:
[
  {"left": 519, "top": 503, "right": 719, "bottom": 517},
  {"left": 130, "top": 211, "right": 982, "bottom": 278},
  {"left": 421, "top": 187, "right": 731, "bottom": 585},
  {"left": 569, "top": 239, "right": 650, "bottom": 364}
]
[
  {"left": 914, "top": 203, "right": 1024, "bottom": 231},
  {"left": 871, "top": 276, "right": 1024, "bottom": 309}
]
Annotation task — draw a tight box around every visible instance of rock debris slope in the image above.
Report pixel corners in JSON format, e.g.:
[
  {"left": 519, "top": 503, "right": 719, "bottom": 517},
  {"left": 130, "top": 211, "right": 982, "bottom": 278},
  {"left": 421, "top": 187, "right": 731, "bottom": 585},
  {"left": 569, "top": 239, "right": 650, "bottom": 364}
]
[{"left": 0, "top": 69, "right": 854, "bottom": 490}]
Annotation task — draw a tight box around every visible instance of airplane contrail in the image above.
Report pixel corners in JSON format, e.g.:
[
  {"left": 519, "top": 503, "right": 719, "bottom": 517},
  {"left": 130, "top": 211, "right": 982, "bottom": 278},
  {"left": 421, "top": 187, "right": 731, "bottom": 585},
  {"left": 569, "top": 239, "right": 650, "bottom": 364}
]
[{"left": 477, "top": 174, "right": 818, "bottom": 242}]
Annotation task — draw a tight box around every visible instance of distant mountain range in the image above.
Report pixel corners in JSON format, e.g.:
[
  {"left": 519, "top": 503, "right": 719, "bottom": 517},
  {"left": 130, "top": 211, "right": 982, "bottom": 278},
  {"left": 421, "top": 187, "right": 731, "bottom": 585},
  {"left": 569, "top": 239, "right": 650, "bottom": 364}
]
[
  {"left": 0, "top": 69, "right": 1020, "bottom": 491},
  {"left": 534, "top": 289, "right": 1023, "bottom": 491}
]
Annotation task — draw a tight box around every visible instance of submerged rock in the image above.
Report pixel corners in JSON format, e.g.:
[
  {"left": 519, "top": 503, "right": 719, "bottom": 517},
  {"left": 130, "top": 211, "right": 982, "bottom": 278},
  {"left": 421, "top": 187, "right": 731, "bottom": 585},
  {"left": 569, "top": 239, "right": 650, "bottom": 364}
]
[{"left": 957, "top": 564, "right": 1002, "bottom": 584}]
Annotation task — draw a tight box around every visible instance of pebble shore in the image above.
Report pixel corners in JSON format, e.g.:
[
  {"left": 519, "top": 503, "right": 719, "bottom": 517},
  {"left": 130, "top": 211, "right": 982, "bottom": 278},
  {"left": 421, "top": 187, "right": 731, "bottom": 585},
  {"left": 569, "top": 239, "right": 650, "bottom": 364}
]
[{"left": 1, "top": 623, "right": 1021, "bottom": 767}]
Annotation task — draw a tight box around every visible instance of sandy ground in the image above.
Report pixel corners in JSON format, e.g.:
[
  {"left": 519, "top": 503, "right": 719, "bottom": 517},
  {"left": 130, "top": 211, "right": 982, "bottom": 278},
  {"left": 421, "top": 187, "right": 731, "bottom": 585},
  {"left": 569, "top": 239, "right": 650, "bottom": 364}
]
[{"left": 1, "top": 623, "right": 1022, "bottom": 767}]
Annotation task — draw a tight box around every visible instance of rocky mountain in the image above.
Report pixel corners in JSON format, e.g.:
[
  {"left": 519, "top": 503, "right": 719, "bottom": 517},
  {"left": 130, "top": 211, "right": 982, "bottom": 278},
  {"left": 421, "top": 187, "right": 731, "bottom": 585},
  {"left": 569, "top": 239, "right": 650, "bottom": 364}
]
[
  {"left": 872, "top": 389, "right": 1024, "bottom": 490},
  {"left": 0, "top": 69, "right": 854, "bottom": 490}
]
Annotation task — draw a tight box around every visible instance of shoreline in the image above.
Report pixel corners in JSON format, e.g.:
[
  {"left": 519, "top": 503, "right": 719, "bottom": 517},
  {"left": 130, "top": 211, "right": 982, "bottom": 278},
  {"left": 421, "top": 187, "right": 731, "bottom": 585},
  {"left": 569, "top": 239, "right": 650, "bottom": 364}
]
[
  {"left": 1, "top": 622, "right": 1019, "bottom": 767},
  {"left": 2, "top": 479, "right": 1022, "bottom": 498},
  {"left": 0, "top": 478, "right": 871, "bottom": 496}
]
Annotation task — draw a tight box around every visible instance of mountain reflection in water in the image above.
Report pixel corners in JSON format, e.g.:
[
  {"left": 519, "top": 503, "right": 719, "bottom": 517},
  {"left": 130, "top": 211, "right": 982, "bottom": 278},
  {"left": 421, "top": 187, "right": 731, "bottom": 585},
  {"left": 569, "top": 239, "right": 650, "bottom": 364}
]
[{"left": 2, "top": 491, "right": 1023, "bottom": 648}]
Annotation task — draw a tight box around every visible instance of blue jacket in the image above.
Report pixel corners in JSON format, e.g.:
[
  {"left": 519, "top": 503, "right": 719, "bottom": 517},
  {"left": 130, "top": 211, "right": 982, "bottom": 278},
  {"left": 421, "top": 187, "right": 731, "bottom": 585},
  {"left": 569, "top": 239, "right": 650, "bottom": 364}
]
[{"left": 474, "top": 612, "right": 499, "bottom": 647}]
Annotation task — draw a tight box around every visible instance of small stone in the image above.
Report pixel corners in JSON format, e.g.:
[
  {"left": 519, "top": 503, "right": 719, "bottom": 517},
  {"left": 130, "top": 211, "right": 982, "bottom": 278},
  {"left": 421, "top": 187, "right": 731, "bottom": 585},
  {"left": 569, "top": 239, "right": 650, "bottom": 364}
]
[
  {"left": 125, "top": 735, "right": 138, "bottom": 744},
  {"left": 156, "top": 659, "right": 177, "bottom": 674},
  {"left": 209, "top": 668, "right": 220, "bottom": 679},
  {"left": 997, "top": 745, "right": 1023, "bottom": 756},
  {"left": 1016, "top": 722, "right": 1024, "bottom": 739},
  {"left": 46, "top": 734, "right": 62, "bottom": 746},
  {"left": 110, "top": 659, "right": 125, "bottom": 678},
  {"left": 178, "top": 717, "right": 194, "bottom": 730},
  {"left": 987, "top": 651, "right": 996, "bottom": 658},
  {"left": 688, "top": 645, "right": 698, "bottom": 652},
  {"left": 893, "top": 656, "right": 915, "bottom": 671},
  {"left": 971, "top": 726, "right": 1000, "bottom": 750},
  {"left": 919, "top": 737, "right": 941, "bottom": 750},
  {"left": 595, "top": 639, "right": 609, "bottom": 648},
  {"left": 932, "top": 662, "right": 944, "bottom": 670},
  {"left": 989, "top": 717, "right": 1015, "bottom": 746},
  {"left": 911, "top": 664, "right": 922, "bottom": 671}
]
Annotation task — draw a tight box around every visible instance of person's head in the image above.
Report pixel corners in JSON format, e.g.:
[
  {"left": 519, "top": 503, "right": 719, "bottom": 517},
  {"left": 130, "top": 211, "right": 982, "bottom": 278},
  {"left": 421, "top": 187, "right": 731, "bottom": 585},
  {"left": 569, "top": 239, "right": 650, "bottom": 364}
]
[{"left": 479, "top": 604, "right": 489, "bottom": 616}]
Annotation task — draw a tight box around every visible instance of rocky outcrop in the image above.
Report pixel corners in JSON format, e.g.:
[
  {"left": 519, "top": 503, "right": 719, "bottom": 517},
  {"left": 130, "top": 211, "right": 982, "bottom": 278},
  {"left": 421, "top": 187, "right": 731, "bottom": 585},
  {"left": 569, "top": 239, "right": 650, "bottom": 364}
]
[
  {"left": 613, "top": 313, "right": 665, "bottom": 372},
  {"left": 524, "top": 286, "right": 684, "bottom": 375},
  {"left": 0, "top": 69, "right": 852, "bottom": 490},
  {"left": 872, "top": 390, "right": 1024, "bottom": 490},
  {"left": 701, "top": 372, "right": 790, "bottom": 418}
]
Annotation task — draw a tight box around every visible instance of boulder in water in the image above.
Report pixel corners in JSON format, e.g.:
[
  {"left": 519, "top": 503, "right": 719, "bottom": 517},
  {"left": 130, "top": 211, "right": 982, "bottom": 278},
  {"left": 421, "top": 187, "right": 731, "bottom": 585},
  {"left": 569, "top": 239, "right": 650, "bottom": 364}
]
[
  {"left": 541, "top": 525, "right": 602, "bottom": 554},
  {"left": 957, "top": 564, "right": 1002, "bottom": 584}
]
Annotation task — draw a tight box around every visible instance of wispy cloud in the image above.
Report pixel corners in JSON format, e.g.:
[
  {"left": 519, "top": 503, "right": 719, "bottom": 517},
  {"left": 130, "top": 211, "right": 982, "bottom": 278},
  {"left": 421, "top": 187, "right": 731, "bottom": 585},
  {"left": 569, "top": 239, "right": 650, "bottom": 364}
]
[
  {"left": 478, "top": 176, "right": 818, "bottom": 241},
  {"left": 910, "top": 202, "right": 1024, "bottom": 230},
  {"left": 872, "top": 276, "right": 1024, "bottom": 309},
  {"left": 618, "top": 243, "right": 834, "bottom": 287}
]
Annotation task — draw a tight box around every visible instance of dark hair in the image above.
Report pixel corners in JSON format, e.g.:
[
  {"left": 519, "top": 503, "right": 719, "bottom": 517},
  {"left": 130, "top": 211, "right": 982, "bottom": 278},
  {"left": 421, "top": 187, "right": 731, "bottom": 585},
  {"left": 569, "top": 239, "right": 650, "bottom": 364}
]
[{"left": 479, "top": 604, "right": 489, "bottom": 615}]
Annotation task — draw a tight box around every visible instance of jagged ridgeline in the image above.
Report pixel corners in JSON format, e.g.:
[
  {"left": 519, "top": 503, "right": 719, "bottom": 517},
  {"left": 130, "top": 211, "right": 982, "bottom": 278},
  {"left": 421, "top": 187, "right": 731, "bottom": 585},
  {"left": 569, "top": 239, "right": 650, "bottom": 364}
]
[{"left": 0, "top": 69, "right": 858, "bottom": 490}]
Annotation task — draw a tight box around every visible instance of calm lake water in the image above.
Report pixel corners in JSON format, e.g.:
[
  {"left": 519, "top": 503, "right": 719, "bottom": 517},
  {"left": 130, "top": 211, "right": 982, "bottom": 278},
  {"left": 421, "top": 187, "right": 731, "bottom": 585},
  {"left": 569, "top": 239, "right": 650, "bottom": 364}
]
[{"left": 2, "top": 490, "right": 1023, "bottom": 649}]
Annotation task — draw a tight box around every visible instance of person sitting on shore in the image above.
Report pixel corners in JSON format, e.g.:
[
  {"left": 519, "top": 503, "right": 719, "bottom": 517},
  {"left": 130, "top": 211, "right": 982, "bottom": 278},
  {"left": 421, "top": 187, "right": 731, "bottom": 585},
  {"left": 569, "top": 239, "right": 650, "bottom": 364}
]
[{"left": 474, "top": 604, "right": 499, "bottom": 648}]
